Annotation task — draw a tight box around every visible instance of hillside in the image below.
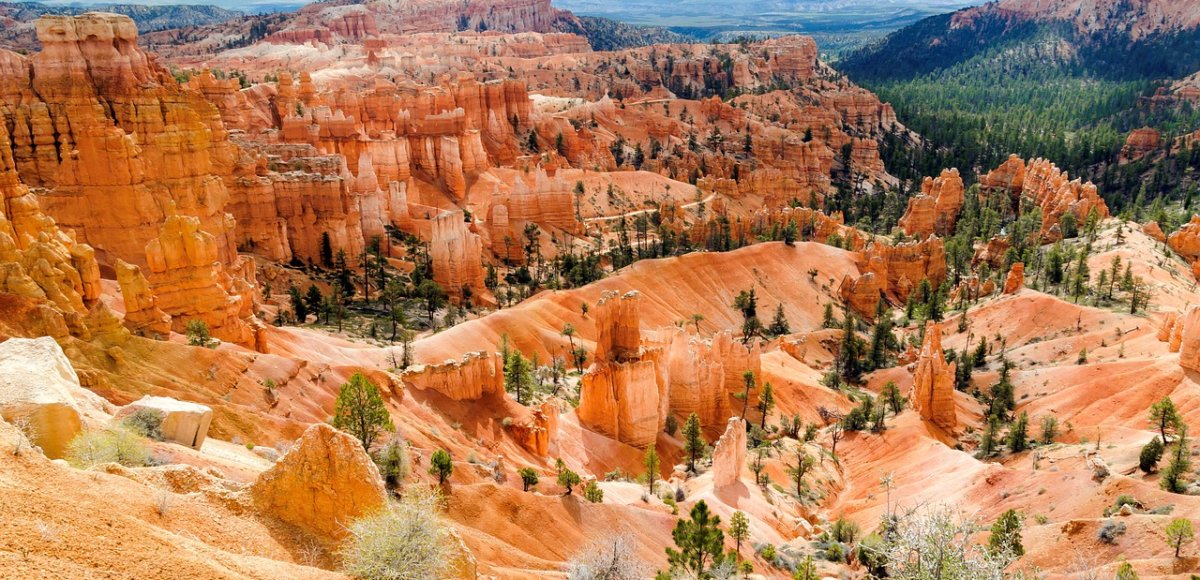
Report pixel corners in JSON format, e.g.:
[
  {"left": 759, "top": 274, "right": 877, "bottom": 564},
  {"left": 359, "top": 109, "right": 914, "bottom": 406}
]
[{"left": 6, "top": 4, "right": 1200, "bottom": 580}]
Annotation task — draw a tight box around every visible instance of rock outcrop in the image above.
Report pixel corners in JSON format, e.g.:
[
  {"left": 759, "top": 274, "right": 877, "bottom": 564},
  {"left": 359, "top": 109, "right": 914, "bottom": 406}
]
[
  {"left": 114, "top": 396, "right": 213, "bottom": 450},
  {"left": 115, "top": 260, "right": 171, "bottom": 338},
  {"left": 0, "top": 120, "right": 102, "bottom": 328},
  {"left": 0, "top": 14, "right": 242, "bottom": 272},
  {"left": 981, "top": 155, "right": 1109, "bottom": 240},
  {"left": 512, "top": 400, "right": 559, "bottom": 457},
  {"left": 400, "top": 351, "right": 503, "bottom": 401},
  {"left": 251, "top": 423, "right": 388, "bottom": 541},
  {"left": 0, "top": 337, "right": 111, "bottom": 458},
  {"left": 839, "top": 272, "right": 882, "bottom": 320},
  {"left": 710, "top": 417, "right": 746, "bottom": 488},
  {"left": 430, "top": 211, "right": 488, "bottom": 305},
  {"left": 1169, "top": 215, "right": 1200, "bottom": 279},
  {"left": 898, "top": 168, "right": 964, "bottom": 237},
  {"left": 144, "top": 207, "right": 256, "bottom": 347},
  {"left": 1143, "top": 221, "right": 1167, "bottom": 243},
  {"left": 1003, "top": 262, "right": 1024, "bottom": 294},
  {"left": 1119, "top": 127, "right": 1162, "bottom": 163},
  {"left": 578, "top": 291, "right": 665, "bottom": 448},
  {"left": 1178, "top": 306, "right": 1200, "bottom": 373},
  {"left": 909, "top": 321, "right": 956, "bottom": 431},
  {"left": 858, "top": 237, "right": 948, "bottom": 302}
]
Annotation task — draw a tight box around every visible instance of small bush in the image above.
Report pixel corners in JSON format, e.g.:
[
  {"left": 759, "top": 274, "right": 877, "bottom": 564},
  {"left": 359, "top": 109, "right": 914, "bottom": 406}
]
[
  {"left": 374, "top": 440, "right": 410, "bottom": 490},
  {"left": 122, "top": 408, "right": 164, "bottom": 441},
  {"left": 1098, "top": 519, "right": 1127, "bottom": 544},
  {"left": 584, "top": 480, "right": 604, "bottom": 503},
  {"left": 185, "top": 319, "right": 214, "bottom": 348},
  {"left": 66, "top": 428, "right": 150, "bottom": 468},
  {"left": 340, "top": 490, "right": 456, "bottom": 580}
]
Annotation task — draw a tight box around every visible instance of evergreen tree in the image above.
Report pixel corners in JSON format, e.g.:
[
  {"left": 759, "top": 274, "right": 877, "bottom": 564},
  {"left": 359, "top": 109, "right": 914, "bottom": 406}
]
[
  {"left": 768, "top": 304, "right": 790, "bottom": 335},
  {"left": 429, "top": 449, "right": 453, "bottom": 485},
  {"left": 332, "top": 373, "right": 395, "bottom": 450},
  {"left": 979, "top": 415, "right": 1000, "bottom": 457},
  {"left": 304, "top": 284, "right": 323, "bottom": 319},
  {"left": 729, "top": 511, "right": 750, "bottom": 562},
  {"left": 1150, "top": 397, "right": 1182, "bottom": 443},
  {"left": 643, "top": 444, "right": 660, "bottom": 493},
  {"left": 289, "top": 285, "right": 307, "bottom": 323},
  {"left": 757, "top": 382, "right": 775, "bottom": 431},
  {"left": 1161, "top": 426, "right": 1192, "bottom": 493},
  {"left": 1007, "top": 411, "right": 1029, "bottom": 453},
  {"left": 1139, "top": 436, "right": 1164, "bottom": 473},
  {"left": 665, "top": 501, "right": 726, "bottom": 577},
  {"left": 836, "top": 314, "right": 863, "bottom": 382},
  {"left": 558, "top": 468, "right": 581, "bottom": 495},
  {"left": 881, "top": 381, "right": 905, "bottom": 415},
  {"left": 320, "top": 232, "right": 334, "bottom": 268},
  {"left": 683, "top": 413, "right": 705, "bottom": 473},
  {"left": 519, "top": 467, "right": 539, "bottom": 491},
  {"left": 584, "top": 480, "right": 604, "bottom": 503},
  {"left": 988, "top": 509, "right": 1024, "bottom": 557}
]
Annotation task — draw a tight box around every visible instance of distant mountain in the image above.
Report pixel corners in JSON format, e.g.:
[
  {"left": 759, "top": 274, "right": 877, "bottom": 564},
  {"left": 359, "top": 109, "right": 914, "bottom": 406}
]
[
  {"left": 554, "top": 0, "right": 981, "bottom": 48},
  {"left": 555, "top": 15, "right": 695, "bottom": 51},
  {"left": 840, "top": 0, "right": 1200, "bottom": 82},
  {"left": 0, "top": 2, "right": 243, "bottom": 51}
]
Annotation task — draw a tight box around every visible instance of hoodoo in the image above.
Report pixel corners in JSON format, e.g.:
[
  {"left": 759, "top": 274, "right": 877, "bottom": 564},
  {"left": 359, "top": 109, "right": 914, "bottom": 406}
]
[{"left": 910, "top": 321, "right": 957, "bottom": 431}]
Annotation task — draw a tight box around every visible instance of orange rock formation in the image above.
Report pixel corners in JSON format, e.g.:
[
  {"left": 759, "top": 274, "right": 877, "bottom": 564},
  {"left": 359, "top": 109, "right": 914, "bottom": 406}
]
[
  {"left": 250, "top": 423, "right": 388, "bottom": 542},
  {"left": 898, "top": 168, "right": 964, "bottom": 237},
  {"left": 909, "top": 321, "right": 957, "bottom": 431},
  {"left": 711, "top": 416, "right": 747, "bottom": 488},
  {"left": 1003, "top": 262, "right": 1025, "bottom": 294}
]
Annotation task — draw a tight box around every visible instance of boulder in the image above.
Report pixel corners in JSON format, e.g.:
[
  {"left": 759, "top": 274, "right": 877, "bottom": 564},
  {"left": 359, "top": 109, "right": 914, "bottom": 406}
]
[
  {"left": 114, "top": 396, "right": 213, "bottom": 449},
  {"left": 251, "top": 423, "right": 388, "bottom": 541},
  {"left": 711, "top": 417, "right": 747, "bottom": 488},
  {"left": 0, "top": 336, "right": 110, "bottom": 458}
]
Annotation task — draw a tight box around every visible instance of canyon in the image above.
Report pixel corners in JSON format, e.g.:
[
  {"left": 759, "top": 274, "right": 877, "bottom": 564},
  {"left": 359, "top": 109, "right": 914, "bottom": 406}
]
[{"left": 0, "top": 2, "right": 1198, "bottom": 579}]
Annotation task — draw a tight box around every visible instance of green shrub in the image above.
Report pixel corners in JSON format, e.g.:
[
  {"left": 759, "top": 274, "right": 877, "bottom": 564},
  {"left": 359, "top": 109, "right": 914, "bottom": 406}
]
[
  {"left": 122, "top": 408, "right": 164, "bottom": 441},
  {"left": 66, "top": 428, "right": 150, "bottom": 468},
  {"left": 340, "top": 490, "right": 456, "bottom": 580}
]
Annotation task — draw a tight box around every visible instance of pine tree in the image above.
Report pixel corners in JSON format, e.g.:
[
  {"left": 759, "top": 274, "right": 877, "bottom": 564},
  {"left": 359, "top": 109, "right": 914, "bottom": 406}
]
[
  {"left": 1150, "top": 397, "right": 1182, "bottom": 443},
  {"left": 757, "top": 382, "right": 775, "bottom": 431},
  {"left": 643, "top": 444, "right": 660, "bottom": 493},
  {"left": 881, "top": 381, "right": 905, "bottom": 415},
  {"left": 979, "top": 415, "right": 1000, "bottom": 457},
  {"left": 1007, "top": 411, "right": 1029, "bottom": 453},
  {"left": 332, "top": 373, "right": 395, "bottom": 450},
  {"left": 768, "top": 304, "right": 790, "bottom": 335},
  {"left": 790, "top": 448, "right": 815, "bottom": 497},
  {"left": 729, "top": 511, "right": 750, "bottom": 561},
  {"left": 289, "top": 285, "right": 307, "bottom": 323},
  {"left": 584, "top": 480, "right": 604, "bottom": 503},
  {"left": 429, "top": 449, "right": 453, "bottom": 485},
  {"left": 558, "top": 468, "right": 581, "bottom": 495},
  {"left": 519, "top": 467, "right": 539, "bottom": 491},
  {"left": 665, "top": 501, "right": 726, "bottom": 577},
  {"left": 988, "top": 509, "right": 1024, "bottom": 557},
  {"left": 1139, "top": 436, "right": 1164, "bottom": 473},
  {"left": 319, "top": 232, "right": 334, "bottom": 268},
  {"left": 1161, "top": 425, "right": 1191, "bottom": 493},
  {"left": 683, "top": 413, "right": 705, "bottom": 473}
]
